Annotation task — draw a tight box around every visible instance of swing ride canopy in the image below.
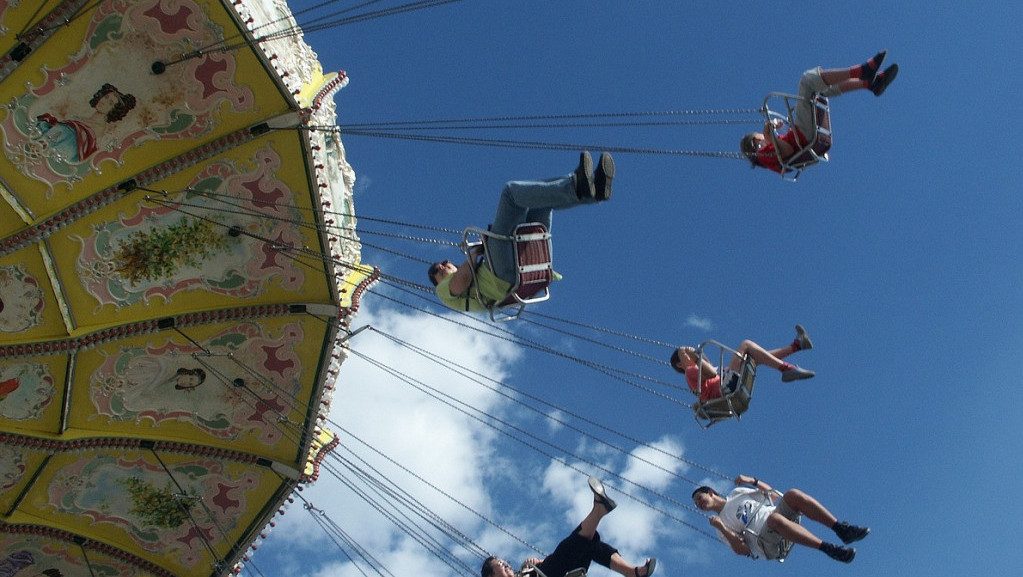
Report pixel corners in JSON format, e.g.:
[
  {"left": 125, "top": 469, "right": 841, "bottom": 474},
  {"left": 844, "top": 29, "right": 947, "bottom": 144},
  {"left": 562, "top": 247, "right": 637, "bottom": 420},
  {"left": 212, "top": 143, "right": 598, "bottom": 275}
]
[{"left": 0, "top": 1, "right": 368, "bottom": 576}]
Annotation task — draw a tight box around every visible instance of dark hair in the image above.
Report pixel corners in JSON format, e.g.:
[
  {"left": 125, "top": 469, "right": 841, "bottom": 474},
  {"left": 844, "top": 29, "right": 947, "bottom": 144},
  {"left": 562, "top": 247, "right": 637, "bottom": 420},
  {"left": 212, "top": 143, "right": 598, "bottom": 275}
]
[
  {"left": 669, "top": 348, "right": 685, "bottom": 374},
  {"left": 42, "top": 570, "right": 64, "bottom": 577},
  {"left": 90, "top": 83, "right": 137, "bottom": 123},
  {"left": 740, "top": 133, "right": 761, "bottom": 167},
  {"left": 481, "top": 556, "right": 498, "bottom": 577},
  {"left": 427, "top": 262, "right": 443, "bottom": 286},
  {"left": 692, "top": 485, "right": 715, "bottom": 499}
]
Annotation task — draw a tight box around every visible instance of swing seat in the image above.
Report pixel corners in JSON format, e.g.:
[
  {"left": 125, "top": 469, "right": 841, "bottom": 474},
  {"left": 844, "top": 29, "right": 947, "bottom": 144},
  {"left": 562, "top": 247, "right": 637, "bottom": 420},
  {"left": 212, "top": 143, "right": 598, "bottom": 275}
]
[
  {"left": 762, "top": 92, "right": 832, "bottom": 182},
  {"left": 739, "top": 491, "right": 798, "bottom": 562},
  {"left": 462, "top": 222, "right": 553, "bottom": 321},
  {"left": 690, "top": 340, "right": 758, "bottom": 429},
  {"left": 755, "top": 534, "right": 796, "bottom": 562}
]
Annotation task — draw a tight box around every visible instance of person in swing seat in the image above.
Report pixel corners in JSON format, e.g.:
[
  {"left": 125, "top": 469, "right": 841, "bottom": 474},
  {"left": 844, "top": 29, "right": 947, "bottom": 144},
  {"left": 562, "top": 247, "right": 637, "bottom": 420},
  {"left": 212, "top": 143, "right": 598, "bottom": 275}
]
[
  {"left": 741, "top": 50, "right": 898, "bottom": 174},
  {"left": 481, "top": 477, "right": 656, "bottom": 577},
  {"left": 428, "top": 151, "right": 614, "bottom": 313},
  {"left": 670, "top": 325, "right": 815, "bottom": 402},
  {"left": 692, "top": 475, "right": 869, "bottom": 563}
]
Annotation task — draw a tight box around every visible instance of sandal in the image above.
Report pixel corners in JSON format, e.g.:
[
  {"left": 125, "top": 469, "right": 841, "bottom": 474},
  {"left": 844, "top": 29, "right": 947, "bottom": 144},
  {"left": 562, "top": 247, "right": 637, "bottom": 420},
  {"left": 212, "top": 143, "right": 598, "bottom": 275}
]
[
  {"left": 634, "top": 558, "right": 656, "bottom": 577},
  {"left": 587, "top": 476, "right": 617, "bottom": 512}
]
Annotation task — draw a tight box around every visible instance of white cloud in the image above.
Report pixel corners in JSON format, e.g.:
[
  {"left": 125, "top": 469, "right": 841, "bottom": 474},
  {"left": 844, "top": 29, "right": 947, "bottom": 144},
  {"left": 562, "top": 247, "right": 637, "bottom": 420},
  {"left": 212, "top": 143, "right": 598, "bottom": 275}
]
[
  {"left": 256, "top": 302, "right": 520, "bottom": 570},
  {"left": 685, "top": 314, "right": 713, "bottom": 332},
  {"left": 353, "top": 173, "right": 373, "bottom": 196},
  {"left": 545, "top": 409, "right": 566, "bottom": 433},
  {"left": 254, "top": 302, "right": 701, "bottom": 577}
]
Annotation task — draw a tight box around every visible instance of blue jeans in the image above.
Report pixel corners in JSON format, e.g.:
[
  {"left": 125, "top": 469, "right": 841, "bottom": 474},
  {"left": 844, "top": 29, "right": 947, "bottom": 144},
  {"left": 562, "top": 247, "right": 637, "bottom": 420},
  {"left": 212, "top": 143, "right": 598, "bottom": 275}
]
[{"left": 487, "top": 173, "right": 594, "bottom": 283}]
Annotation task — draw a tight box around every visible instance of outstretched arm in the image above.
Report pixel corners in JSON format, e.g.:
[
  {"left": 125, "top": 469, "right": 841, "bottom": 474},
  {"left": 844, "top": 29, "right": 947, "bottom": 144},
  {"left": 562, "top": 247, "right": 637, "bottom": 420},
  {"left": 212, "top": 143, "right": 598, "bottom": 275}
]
[{"left": 735, "top": 474, "right": 780, "bottom": 499}]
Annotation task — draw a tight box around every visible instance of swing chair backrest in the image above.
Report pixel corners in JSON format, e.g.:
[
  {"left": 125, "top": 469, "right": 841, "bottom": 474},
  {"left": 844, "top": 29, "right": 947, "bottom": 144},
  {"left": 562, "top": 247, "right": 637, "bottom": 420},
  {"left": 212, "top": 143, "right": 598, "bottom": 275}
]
[
  {"left": 762, "top": 92, "right": 832, "bottom": 182},
  {"left": 691, "top": 339, "right": 758, "bottom": 429},
  {"left": 462, "top": 223, "right": 553, "bottom": 321}
]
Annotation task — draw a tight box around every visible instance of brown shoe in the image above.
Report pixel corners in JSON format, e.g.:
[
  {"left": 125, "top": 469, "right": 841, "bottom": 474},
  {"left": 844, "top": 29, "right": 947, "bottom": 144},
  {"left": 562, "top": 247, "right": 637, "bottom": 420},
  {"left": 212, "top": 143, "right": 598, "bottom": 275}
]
[{"left": 575, "top": 151, "right": 595, "bottom": 199}]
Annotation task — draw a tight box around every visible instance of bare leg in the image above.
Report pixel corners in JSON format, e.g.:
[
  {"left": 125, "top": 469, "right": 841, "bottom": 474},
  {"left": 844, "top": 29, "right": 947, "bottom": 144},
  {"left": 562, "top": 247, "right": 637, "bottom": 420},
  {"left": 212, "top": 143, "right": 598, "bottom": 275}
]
[
  {"left": 729, "top": 340, "right": 793, "bottom": 371},
  {"left": 577, "top": 502, "right": 609, "bottom": 540},
  {"left": 833, "top": 78, "right": 869, "bottom": 93},
  {"left": 762, "top": 488, "right": 840, "bottom": 549},
  {"left": 766, "top": 512, "right": 825, "bottom": 549},
  {"left": 782, "top": 489, "right": 839, "bottom": 527},
  {"left": 819, "top": 67, "right": 857, "bottom": 86},
  {"left": 609, "top": 553, "right": 652, "bottom": 577},
  {"left": 819, "top": 50, "right": 886, "bottom": 93}
]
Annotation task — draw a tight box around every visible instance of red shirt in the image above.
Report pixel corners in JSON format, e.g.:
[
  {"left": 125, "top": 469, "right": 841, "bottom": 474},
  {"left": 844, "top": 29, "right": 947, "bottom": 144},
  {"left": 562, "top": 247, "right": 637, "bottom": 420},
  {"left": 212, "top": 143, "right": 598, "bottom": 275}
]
[
  {"left": 756, "top": 127, "right": 808, "bottom": 174},
  {"left": 685, "top": 365, "right": 722, "bottom": 402}
]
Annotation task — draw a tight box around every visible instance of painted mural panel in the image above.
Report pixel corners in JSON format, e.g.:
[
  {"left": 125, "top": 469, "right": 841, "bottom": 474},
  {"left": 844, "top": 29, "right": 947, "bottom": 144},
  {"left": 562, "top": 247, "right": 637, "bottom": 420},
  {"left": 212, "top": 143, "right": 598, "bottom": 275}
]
[
  {"left": 0, "top": 0, "right": 284, "bottom": 214},
  {"left": 35, "top": 451, "right": 276, "bottom": 571},
  {"left": 0, "top": 442, "right": 49, "bottom": 515},
  {"left": 0, "top": 353, "right": 67, "bottom": 435},
  {"left": 0, "top": 540, "right": 151, "bottom": 577},
  {"left": 82, "top": 320, "right": 308, "bottom": 447},
  {"left": 49, "top": 138, "right": 325, "bottom": 320},
  {"left": 0, "top": 264, "right": 45, "bottom": 334}
]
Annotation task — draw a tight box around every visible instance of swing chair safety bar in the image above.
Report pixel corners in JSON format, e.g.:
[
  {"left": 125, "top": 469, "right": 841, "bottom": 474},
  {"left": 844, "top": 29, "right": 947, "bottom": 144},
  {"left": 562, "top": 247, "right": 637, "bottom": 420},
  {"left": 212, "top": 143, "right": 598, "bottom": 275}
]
[
  {"left": 738, "top": 491, "right": 797, "bottom": 562},
  {"left": 691, "top": 339, "right": 758, "bottom": 429},
  {"left": 518, "top": 562, "right": 585, "bottom": 577},
  {"left": 460, "top": 223, "right": 554, "bottom": 322},
  {"left": 760, "top": 91, "right": 832, "bottom": 182}
]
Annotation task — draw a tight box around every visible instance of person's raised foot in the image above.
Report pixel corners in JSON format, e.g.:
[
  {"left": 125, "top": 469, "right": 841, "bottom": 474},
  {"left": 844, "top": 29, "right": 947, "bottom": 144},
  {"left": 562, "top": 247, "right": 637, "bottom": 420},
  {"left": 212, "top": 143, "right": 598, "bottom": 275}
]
[
  {"left": 862, "top": 49, "right": 887, "bottom": 81},
  {"left": 594, "top": 152, "right": 614, "bottom": 201},
  {"left": 588, "top": 476, "right": 617, "bottom": 512},
  {"left": 781, "top": 365, "right": 815, "bottom": 382},
  {"left": 575, "top": 151, "right": 595, "bottom": 199},
  {"left": 794, "top": 324, "right": 813, "bottom": 351},
  {"left": 833, "top": 521, "right": 870, "bottom": 544},
  {"left": 821, "top": 543, "right": 856, "bottom": 563},
  {"left": 870, "top": 63, "right": 898, "bottom": 96},
  {"left": 634, "top": 558, "right": 656, "bottom": 577}
]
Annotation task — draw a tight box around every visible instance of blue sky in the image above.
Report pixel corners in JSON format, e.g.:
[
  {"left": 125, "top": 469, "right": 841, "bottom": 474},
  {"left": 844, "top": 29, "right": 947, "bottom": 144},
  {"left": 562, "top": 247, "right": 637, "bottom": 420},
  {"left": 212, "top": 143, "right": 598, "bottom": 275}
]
[{"left": 251, "top": 2, "right": 1022, "bottom": 577}]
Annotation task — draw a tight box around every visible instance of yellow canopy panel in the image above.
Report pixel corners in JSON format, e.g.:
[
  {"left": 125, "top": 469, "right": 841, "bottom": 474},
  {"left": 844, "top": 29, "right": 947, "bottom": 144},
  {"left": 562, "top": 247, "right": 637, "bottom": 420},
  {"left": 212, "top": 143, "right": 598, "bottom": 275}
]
[
  {"left": 0, "top": 0, "right": 292, "bottom": 223},
  {"left": 1, "top": 0, "right": 365, "bottom": 576}
]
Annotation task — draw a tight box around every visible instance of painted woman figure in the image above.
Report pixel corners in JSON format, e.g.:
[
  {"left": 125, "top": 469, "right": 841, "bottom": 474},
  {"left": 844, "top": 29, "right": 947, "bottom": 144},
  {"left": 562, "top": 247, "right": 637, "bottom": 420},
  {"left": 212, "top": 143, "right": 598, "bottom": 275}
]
[{"left": 32, "top": 83, "right": 136, "bottom": 163}]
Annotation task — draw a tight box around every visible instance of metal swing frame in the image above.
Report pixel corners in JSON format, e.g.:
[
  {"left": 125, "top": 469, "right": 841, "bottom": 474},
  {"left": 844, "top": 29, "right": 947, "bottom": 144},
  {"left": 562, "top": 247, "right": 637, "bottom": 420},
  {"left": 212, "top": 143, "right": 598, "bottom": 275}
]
[
  {"left": 518, "top": 562, "right": 586, "bottom": 577},
  {"left": 761, "top": 91, "right": 832, "bottom": 181},
  {"left": 738, "top": 490, "right": 797, "bottom": 562},
  {"left": 461, "top": 222, "right": 553, "bottom": 322},
  {"left": 690, "top": 340, "right": 758, "bottom": 429}
]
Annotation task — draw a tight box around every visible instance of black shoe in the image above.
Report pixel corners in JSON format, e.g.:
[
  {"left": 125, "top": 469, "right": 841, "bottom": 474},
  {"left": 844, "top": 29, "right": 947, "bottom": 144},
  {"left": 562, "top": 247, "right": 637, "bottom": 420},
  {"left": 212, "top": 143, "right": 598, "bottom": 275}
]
[
  {"left": 821, "top": 543, "right": 856, "bottom": 563},
  {"left": 588, "top": 476, "right": 617, "bottom": 512},
  {"left": 870, "top": 63, "right": 898, "bottom": 96},
  {"left": 575, "top": 151, "right": 595, "bottom": 199},
  {"left": 862, "top": 49, "right": 887, "bottom": 82},
  {"left": 781, "top": 365, "right": 815, "bottom": 382},
  {"left": 833, "top": 521, "right": 870, "bottom": 544},
  {"left": 593, "top": 152, "right": 614, "bottom": 201}
]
